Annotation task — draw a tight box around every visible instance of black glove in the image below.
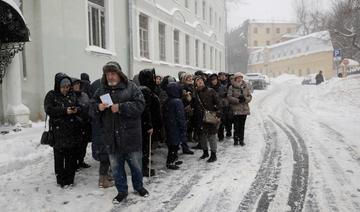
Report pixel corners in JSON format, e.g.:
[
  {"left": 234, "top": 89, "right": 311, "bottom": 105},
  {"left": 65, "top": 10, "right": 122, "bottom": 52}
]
[{"left": 238, "top": 95, "right": 246, "bottom": 103}]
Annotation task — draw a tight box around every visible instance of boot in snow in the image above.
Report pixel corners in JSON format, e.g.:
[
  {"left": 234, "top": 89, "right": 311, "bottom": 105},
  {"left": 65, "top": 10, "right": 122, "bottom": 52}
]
[
  {"left": 207, "top": 151, "right": 217, "bottom": 163},
  {"left": 239, "top": 139, "right": 245, "bottom": 146},
  {"left": 200, "top": 150, "right": 209, "bottom": 159},
  {"left": 99, "top": 175, "right": 114, "bottom": 188}
]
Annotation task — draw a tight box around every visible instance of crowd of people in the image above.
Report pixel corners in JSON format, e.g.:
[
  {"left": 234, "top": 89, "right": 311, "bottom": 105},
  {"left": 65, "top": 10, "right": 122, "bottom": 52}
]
[{"left": 43, "top": 61, "right": 252, "bottom": 204}]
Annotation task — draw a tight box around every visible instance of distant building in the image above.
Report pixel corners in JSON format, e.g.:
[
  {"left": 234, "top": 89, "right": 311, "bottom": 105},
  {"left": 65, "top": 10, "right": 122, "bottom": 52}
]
[
  {"left": 247, "top": 20, "right": 298, "bottom": 49},
  {"left": 248, "top": 31, "right": 334, "bottom": 79}
]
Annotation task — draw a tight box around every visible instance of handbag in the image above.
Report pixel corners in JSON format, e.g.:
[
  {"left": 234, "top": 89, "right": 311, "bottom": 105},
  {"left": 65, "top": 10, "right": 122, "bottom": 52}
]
[
  {"left": 40, "top": 115, "right": 54, "bottom": 147},
  {"left": 196, "top": 92, "right": 220, "bottom": 125}
]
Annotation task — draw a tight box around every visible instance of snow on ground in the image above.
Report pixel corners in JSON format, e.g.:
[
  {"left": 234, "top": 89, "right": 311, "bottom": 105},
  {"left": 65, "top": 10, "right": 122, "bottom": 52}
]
[{"left": 1, "top": 74, "right": 360, "bottom": 212}]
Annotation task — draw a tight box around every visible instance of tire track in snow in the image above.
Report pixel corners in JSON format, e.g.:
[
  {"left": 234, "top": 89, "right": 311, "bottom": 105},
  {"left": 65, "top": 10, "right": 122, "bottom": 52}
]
[
  {"left": 319, "top": 122, "right": 360, "bottom": 166},
  {"left": 270, "top": 117, "right": 309, "bottom": 212},
  {"left": 237, "top": 120, "right": 282, "bottom": 212}
]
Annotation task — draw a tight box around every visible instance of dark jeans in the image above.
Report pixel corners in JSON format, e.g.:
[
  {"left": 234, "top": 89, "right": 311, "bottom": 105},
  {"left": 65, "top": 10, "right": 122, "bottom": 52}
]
[
  {"left": 233, "top": 115, "right": 247, "bottom": 141},
  {"left": 109, "top": 151, "right": 143, "bottom": 193},
  {"left": 99, "top": 160, "right": 110, "bottom": 176},
  {"left": 54, "top": 148, "right": 78, "bottom": 186}
]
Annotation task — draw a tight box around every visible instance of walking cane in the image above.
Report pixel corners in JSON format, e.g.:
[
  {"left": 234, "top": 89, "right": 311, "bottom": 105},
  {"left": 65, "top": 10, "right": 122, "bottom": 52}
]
[{"left": 148, "top": 131, "right": 153, "bottom": 181}]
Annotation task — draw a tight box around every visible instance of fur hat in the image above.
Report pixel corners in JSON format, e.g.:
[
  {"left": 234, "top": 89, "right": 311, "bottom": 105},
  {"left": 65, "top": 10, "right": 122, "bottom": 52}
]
[{"left": 234, "top": 72, "right": 244, "bottom": 79}]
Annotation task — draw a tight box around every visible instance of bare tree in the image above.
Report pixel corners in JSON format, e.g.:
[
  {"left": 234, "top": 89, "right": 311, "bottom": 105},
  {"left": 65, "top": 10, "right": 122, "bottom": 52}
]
[
  {"left": 328, "top": 0, "right": 360, "bottom": 60},
  {"left": 293, "top": 0, "right": 328, "bottom": 35}
]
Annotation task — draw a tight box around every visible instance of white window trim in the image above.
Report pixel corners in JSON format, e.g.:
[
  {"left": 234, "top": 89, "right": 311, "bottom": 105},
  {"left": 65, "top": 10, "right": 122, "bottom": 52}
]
[{"left": 85, "top": 0, "right": 116, "bottom": 56}]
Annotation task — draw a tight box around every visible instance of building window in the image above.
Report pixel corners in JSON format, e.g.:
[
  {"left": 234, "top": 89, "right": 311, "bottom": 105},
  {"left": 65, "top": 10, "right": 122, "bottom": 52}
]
[
  {"left": 174, "top": 29, "right": 180, "bottom": 64},
  {"left": 266, "top": 40, "right": 270, "bottom": 45},
  {"left": 195, "top": 0, "right": 198, "bottom": 15},
  {"left": 195, "top": 39, "right": 199, "bottom": 67},
  {"left": 307, "top": 68, "right": 311, "bottom": 74},
  {"left": 185, "top": 0, "right": 189, "bottom": 8},
  {"left": 202, "top": 1, "right": 206, "bottom": 21},
  {"left": 139, "top": 14, "right": 149, "bottom": 58},
  {"left": 254, "top": 27, "right": 258, "bottom": 34},
  {"left": 88, "top": 0, "right": 106, "bottom": 48},
  {"left": 254, "top": 40, "right": 258, "bottom": 46},
  {"left": 158, "top": 22, "right": 166, "bottom": 61},
  {"left": 276, "top": 28, "right": 280, "bottom": 33},
  {"left": 266, "top": 28, "right": 270, "bottom": 34},
  {"left": 299, "top": 69, "right": 302, "bottom": 76},
  {"left": 210, "top": 47, "right": 213, "bottom": 69},
  {"left": 185, "top": 34, "right": 190, "bottom": 65},
  {"left": 203, "top": 43, "right": 206, "bottom": 68},
  {"left": 209, "top": 7, "right": 213, "bottom": 25},
  {"left": 287, "top": 28, "right": 291, "bottom": 33}
]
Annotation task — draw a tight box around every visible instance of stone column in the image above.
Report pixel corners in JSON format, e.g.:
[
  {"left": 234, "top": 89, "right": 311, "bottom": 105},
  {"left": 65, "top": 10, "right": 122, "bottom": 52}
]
[{"left": 5, "top": 54, "right": 30, "bottom": 126}]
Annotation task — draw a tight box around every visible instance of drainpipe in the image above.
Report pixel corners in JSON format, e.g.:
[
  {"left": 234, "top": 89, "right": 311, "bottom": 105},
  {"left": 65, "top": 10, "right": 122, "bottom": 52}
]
[{"left": 127, "top": 0, "right": 134, "bottom": 78}]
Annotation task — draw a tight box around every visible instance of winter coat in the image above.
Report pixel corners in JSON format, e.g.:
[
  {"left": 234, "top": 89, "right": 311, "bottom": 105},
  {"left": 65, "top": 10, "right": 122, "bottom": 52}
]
[
  {"left": 74, "top": 90, "right": 92, "bottom": 143},
  {"left": 89, "top": 79, "right": 107, "bottom": 161},
  {"left": 227, "top": 81, "right": 252, "bottom": 115},
  {"left": 139, "top": 69, "right": 163, "bottom": 142},
  {"left": 44, "top": 73, "right": 82, "bottom": 149},
  {"left": 195, "top": 87, "right": 220, "bottom": 134},
  {"left": 91, "top": 71, "right": 145, "bottom": 154},
  {"left": 315, "top": 73, "right": 324, "bottom": 85},
  {"left": 210, "top": 82, "right": 229, "bottom": 119},
  {"left": 163, "top": 83, "right": 187, "bottom": 146}
]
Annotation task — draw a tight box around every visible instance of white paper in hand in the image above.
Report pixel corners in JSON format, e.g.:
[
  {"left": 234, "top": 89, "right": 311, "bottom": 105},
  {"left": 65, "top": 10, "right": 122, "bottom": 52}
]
[{"left": 100, "top": 93, "right": 113, "bottom": 106}]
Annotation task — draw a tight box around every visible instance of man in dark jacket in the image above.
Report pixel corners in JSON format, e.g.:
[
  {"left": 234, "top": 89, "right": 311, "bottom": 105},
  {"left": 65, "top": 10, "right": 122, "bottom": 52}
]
[
  {"left": 44, "top": 73, "right": 82, "bottom": 188},
  {"left": 138, "top": 68, "right": 163, "bottom": 177},
  {"left": 91, "top": 61, "right": 148, "bottom": 204},
  {"left": 89, "top": 78, "right": 114, "bottom": 188},
  {"left": 163, "top": 82, "right": 187, "bottom": 170},
  {"left": 315, "top": 70, "right": 324, "bottom": 85}
]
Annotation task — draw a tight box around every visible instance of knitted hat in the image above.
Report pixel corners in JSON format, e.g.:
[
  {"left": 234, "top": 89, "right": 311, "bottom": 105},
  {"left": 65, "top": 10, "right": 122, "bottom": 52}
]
[{"left": 59, "top": 78, "right": 71, "bottom": 87}]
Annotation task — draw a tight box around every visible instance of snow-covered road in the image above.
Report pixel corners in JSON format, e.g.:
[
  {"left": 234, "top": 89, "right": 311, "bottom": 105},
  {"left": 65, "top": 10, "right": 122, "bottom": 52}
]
[{"left": 0, "top": 75, "right": 359, "bottom": 212}]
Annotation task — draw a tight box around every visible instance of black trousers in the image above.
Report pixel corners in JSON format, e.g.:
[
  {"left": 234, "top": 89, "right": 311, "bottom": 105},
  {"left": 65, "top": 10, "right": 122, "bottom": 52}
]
[
  {"left": 99, "top": 160, "right": 110, "bottom": 176},
  {"left": 54, "top": 148, "right": 78, "bottom": 186},
  {"left": 77, "top": 142, "right": 88, "bottom": 164},
  {"left": 218, "top": 117, "right": 233, "bottom": 139},
  {"left": 233, "top": 115, "right": 247, "bottom": 142}
]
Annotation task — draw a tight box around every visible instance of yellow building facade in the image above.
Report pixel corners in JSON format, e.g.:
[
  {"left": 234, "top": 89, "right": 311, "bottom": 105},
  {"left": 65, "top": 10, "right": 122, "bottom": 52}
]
[
  {"left": 247, "top": 21, "right": 298, "bottom": 48},
  {"left": 248, "top": 31, "right": 335, "bottom": 79}
]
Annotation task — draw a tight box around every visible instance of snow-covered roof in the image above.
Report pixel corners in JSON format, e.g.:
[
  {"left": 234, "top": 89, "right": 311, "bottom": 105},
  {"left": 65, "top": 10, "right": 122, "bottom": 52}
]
[
  {"left": 248, "top": 31, "right": 333, "bottom": 65},
  {"left": 248, "top": 19, "right": 297, "bottom": 25}
]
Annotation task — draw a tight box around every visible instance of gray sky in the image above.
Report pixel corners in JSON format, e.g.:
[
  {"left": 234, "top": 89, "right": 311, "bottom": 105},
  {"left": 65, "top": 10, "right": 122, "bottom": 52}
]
[{"left": 226, "top": 0, "right": 327, "bottom": 29}]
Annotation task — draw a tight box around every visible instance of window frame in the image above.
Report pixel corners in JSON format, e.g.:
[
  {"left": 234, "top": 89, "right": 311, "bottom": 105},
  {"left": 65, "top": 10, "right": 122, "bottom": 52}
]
[
  {"left": 88, "top": 0, "right": 106, "bottom": 49},
  {"left": 158, "top": 22, "right": 166, "bottom": 61},
  {"left": 174, "top": 29, "right": 180, "bottom": 64},
  {"left": 139, "top": 13, "right": 150, "bottom": 59}
]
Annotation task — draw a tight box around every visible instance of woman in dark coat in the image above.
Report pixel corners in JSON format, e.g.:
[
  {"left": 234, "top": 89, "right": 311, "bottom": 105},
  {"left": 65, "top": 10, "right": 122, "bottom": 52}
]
[
  {"left": 194, "top": 76, "right": 220, "bottom": 163},
  {"left": 163, "top": 82, "right": 187, "bottom": 170},
  {"left": 44, "top": 73, "right": 82, "bottom": 187}
]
